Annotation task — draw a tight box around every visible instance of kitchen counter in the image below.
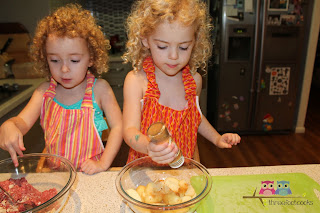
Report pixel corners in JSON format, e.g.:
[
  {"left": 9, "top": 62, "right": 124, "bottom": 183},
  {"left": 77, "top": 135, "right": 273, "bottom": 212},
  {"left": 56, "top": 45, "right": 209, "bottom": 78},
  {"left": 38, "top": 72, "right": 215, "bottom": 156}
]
[
  {"left": 61, "top": 164, "right": 320, "bottom": 212},
  {"left": 0, "top": 78, "right": 46, "bottom": 119}
]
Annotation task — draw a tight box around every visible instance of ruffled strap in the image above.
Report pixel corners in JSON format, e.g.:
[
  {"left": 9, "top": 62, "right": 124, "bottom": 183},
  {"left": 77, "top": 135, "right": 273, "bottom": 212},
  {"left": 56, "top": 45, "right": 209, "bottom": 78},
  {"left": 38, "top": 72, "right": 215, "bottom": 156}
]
[
  {"left": 182, "top": 66, "right": 197, "bottom": 101},
  {"left": 81, "top": 71, "right": 94, "bottom": 109},
  {"left": 43, "top": 77, "right": 57, "bottom": 99},
  {"left": 143, "top": 56, "right": 160, "bottom": 99},
  {"left": 143, "top": 56, "right": 197, "bottom": 101}
]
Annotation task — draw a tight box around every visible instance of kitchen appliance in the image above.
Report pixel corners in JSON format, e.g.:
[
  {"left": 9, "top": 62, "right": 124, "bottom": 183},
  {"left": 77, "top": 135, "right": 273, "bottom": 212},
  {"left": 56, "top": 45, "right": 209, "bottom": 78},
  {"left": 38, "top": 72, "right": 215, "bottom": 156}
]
[
  {"left": 207, "top": 0, "right": 313, "bottom": 133},
  {"left": 0, "top": 83, "right": 31, "bottom": 105},
  {"left": 0, "top": 38, "right": 14, "bottom": 79}
]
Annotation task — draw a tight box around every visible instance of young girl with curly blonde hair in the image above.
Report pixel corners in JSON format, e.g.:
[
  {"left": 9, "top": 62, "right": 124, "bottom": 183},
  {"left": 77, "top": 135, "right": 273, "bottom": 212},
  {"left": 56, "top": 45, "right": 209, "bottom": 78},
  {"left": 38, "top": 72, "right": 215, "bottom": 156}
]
[
  {"left": 0, "top": 4, "right": 122, "bottom": 174},
  {"left": 123, "top": 0, "right": 241, "bottom": 165}
]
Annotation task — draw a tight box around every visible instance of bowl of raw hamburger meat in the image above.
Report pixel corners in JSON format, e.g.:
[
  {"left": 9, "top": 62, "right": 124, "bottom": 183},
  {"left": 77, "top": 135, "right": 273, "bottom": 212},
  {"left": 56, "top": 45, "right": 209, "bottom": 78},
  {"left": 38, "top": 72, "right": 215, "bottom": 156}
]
[
  {"left": 115, "top": 156, "right": 212, "bottom": 213},
  {"left": 0, "top": 153, "right": 76, "bottom": 213}
]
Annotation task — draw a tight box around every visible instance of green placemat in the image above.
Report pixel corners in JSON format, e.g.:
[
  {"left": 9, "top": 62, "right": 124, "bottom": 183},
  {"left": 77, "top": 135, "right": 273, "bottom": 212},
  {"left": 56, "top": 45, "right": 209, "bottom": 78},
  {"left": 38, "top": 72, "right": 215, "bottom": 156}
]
[{"left": 191, "top": 173, "right": 320, "bottom": 213}]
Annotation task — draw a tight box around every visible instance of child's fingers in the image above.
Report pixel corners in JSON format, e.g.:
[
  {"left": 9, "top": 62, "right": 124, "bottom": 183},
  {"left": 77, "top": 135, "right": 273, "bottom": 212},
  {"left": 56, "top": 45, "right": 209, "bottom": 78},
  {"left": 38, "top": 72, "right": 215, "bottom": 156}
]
[
  {"left": 81, "top": 160, "right": 101, "bottom": 175},
  {"left": 219, "top": 142, "right": 232, "bottom": 149},
  {"left": 149, "top": 142, "right": 175, "bottom": 156},
  {"left": 230, "top": 134, "right": 241, "bottom": 145},
  {"left": 81, "top": 162, "right": 91, "bottom": 174},
  {"left": 8, "top": 149, "right": 19, "bottom": 167},
  {"left": 18, "top": 134, "right": 26, "bottom": 151},
  {"left": 224, "top": 133, "right": 241, "bottom": 145},
  {"left": 148, "top": 143, "right": 178, "bottom": 164},
  {"left": 148, "top": 141, "right": 169, "bottom": 152}
]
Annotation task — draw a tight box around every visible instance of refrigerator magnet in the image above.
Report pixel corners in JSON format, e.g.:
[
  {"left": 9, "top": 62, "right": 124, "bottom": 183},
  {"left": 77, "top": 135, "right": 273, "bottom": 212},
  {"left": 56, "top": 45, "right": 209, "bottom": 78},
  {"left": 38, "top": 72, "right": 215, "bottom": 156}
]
[
  {"left": 232, "top": 122, "right": 239, "bottom": 128},
  {"left": 267, "top": 14, "right": 281, "bottom": 26},
  {"left": 263, "top": 114, "right": 274, "bottom": 124},
  {"left": 233, "top": 103, "right": 239, "bottom": 110},
  {"left": 261, "top": 79, "right": 266, "bottom": 89},
  {"left": 280, "top": 14, "right": 297, "bottom": 26},
  {"left": 277, "top": 97, "right": 282, "bottom": 103},
  {"left": 262, "top": 114, "right": 274, "bottom": 131},
  {"left": 268, "top": 0, "right": 289, "bottom": 11},
  {"left": 225, "top": 116, "right": 232, "bottom": 122}
]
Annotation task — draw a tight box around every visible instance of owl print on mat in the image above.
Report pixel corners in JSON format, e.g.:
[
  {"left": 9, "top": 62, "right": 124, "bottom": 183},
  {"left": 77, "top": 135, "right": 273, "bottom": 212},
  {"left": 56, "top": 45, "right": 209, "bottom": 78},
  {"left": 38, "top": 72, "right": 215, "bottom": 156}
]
[
  {"left": 259, "top": 181, "right": 275, "bottom": 195},
  {"left": 275, "top": 181, "right": 292, "bottom": 196}
]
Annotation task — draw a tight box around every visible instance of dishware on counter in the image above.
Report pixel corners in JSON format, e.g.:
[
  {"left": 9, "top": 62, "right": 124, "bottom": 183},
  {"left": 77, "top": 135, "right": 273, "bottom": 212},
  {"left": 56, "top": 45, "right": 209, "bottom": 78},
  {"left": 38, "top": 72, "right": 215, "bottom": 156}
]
[
  {"left": 0, "top": 153, "right": 76, "bottom": 213},
  {"left": 115, "top": 156, "right": 212, "bottom": 213}
]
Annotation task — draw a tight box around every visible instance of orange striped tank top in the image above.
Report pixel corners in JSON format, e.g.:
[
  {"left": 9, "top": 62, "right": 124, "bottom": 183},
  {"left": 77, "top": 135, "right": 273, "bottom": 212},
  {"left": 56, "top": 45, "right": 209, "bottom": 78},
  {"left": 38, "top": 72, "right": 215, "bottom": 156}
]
[
  {"left": 40, "top": 72, "right": 104, "bottom": 170},
  {"left": 127, "top": 57, "right": 202, "bottom": 163}
]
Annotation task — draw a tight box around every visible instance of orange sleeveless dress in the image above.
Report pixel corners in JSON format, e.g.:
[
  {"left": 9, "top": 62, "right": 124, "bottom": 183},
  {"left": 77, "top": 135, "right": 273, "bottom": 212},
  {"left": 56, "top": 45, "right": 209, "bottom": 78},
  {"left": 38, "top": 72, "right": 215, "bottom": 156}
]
[{"left": 127, "top": 57, "right": 202, "bottom": 163}]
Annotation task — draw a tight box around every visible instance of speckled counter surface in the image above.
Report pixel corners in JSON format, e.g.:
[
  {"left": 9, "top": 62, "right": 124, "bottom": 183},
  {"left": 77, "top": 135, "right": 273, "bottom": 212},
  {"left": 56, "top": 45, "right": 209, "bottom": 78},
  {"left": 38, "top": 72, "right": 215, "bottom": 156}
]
[
  {"left": 0, "top": 78, "right": 46, "bottom": 118},
  {"left": 60, "top": 164, "right": 320, "bottom": 212}
]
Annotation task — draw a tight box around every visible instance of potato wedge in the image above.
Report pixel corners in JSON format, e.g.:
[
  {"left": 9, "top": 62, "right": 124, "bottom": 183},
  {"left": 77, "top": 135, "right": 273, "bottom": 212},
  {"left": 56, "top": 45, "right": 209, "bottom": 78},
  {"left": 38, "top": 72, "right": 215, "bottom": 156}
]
[
  {"left": 164, "top": 177, "right": 180, "bottom": 193},
  {"left": 126, "top": 188, "right": 142, "bottom": 202}
]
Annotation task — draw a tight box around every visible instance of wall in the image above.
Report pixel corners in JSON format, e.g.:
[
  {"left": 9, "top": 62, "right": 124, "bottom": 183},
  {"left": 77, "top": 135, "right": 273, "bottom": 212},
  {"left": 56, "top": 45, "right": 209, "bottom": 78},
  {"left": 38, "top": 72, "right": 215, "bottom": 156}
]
[
  {"left": 86, "top": 0, "right": 134, "bottom": 41},
  {"left": 295, "top": 0, "right": 320, "bottom": 133},
  {"left": 0, "top": 0, "right": 50, "bottom": 36},
  {"left": 48, "top": 0, "right": 134, "bottom": 41}
]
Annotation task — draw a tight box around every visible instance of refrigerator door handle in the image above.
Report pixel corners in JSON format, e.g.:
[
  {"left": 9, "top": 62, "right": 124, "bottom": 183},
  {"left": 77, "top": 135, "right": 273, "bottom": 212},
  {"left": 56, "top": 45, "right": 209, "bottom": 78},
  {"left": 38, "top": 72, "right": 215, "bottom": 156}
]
[
  {"left": 250, "top": 0, "right": 268, "bottom": 128},
  {"left": 256, "top": 0, "right": 268, "bottom": 93},
  {"left": 248, "top": 0, "right": 263, "bottom": 127}
]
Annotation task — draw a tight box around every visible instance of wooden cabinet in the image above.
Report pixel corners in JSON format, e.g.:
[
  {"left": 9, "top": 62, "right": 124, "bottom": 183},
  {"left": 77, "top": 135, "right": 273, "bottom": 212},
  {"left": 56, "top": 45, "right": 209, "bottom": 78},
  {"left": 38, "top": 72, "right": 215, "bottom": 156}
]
[{"left": 101, "top": 57, "right": 131, "bottom": 109}]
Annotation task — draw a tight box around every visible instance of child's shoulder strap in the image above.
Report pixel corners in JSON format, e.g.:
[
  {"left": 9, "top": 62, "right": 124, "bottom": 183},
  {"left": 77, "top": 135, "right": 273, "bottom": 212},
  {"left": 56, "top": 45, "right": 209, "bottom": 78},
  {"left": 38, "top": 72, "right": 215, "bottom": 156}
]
[
  {"left": 43, "top": 76, "right": 57, "bottom": 98},
  {"left": 182, "top": 65, "right": 197, "bottom": 100},
  {"left": 81, "top": 71, "right": 94, "bottom": 108},
  {"left": 143, "top": 56, "right": 160, "bottom": 99}
]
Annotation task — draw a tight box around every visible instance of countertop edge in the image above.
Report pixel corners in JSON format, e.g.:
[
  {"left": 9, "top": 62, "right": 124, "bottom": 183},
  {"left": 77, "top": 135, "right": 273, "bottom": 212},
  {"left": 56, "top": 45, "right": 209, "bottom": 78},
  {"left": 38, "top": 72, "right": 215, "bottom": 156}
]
[{"left": 0, "top": 78, "right": 46, "bottom": 119}]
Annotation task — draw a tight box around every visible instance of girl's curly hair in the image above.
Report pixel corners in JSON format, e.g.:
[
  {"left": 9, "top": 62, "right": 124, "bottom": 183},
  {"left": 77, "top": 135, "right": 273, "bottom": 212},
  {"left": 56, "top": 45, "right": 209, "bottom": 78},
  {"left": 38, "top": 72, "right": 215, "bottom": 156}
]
[
  {"left": 122, "top": 0, "right": 213, "bottom": 75},
  {"left": 30, "top": 3, "right": 111, "bottom": 78}
]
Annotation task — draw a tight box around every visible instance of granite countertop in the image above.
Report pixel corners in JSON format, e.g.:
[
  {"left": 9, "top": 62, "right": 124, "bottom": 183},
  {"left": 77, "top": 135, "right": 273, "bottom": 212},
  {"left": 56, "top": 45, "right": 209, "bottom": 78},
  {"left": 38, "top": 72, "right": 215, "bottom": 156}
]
[
  {"left": 0, "top": 78, "right": 46, "bottom": 118},
  {"left": 61, "top": 164, "right": 320, "bottom": 212}
]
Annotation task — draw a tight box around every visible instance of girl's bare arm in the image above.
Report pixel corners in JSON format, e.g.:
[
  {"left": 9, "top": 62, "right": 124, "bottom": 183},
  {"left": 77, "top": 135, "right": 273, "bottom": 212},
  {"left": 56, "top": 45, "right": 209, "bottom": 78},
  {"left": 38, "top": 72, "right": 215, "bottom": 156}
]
[
  {"left": 194, "top": 73, "right": 241, "bottom": 147},
  {"left": 0, "top": 82, "right": 48, "bottom": 165},
  {"left": 94, "top": 79, "right": 123, "bottom": 170},
  {"left": 122, "top": 71, "right": 150, "bottom": 154}
]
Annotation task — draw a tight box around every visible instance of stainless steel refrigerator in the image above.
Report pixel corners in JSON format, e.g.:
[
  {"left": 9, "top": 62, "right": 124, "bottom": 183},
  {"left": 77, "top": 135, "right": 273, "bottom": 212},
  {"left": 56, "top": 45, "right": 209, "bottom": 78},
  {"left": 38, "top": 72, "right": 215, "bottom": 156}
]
[{"left": 207, "top": 0, "right": 313, "bottom": 133}]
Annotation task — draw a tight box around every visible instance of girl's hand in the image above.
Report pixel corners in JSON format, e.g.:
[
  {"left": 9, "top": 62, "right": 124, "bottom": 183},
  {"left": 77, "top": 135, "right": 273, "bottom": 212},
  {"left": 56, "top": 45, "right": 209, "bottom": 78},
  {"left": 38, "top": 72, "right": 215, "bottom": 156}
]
[
  {"left": 147, "top": 140, "right": 179, "bottom": 164},
  {"left": 0, "top": 121, "right": 26, "bottom": 167},
  {"left": 215, "top": 133, "right": 241, "bottom": 148},
  {"left": 81, "top": 159, "right": 106, "bottom": 175}
]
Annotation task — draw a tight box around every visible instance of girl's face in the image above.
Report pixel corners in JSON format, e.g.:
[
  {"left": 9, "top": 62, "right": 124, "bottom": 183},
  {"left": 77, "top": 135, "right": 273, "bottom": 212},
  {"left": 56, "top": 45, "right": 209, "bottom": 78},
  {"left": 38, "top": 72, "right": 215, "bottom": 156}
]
[
  {"left": 46, "top": 35, "right": 93, "bottom": 89},
  {"left": 142, "top": 20, "right": 195, "bottom": 76}
]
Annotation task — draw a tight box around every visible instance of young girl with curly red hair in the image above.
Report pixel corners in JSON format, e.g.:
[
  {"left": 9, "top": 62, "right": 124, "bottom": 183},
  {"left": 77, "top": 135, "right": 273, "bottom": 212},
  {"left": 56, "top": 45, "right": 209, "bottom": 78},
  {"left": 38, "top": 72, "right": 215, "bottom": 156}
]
[
  {"left": 122, "top": 0, "right": 241, "bottom": 165},
  {"left": 0, "top": 4, "right": 122, "bottom": 174}
]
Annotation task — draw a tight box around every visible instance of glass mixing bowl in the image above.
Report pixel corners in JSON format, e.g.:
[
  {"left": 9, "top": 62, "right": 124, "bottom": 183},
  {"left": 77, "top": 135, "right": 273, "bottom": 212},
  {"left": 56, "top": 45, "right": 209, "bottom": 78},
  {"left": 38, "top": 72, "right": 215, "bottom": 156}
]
[
  {"left": 115, "top": 156, "right": 212, "bottom": 213},
  {"left": 0, "top": 153, "right": 76, "bottom": 213}
]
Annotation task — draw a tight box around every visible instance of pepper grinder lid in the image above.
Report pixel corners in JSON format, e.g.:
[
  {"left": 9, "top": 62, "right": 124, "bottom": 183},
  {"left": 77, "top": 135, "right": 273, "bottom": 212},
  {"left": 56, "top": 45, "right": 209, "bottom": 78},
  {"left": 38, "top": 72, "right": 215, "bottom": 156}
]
[{"left": 147, "top": 122, "right": 170, "bottom": 142}]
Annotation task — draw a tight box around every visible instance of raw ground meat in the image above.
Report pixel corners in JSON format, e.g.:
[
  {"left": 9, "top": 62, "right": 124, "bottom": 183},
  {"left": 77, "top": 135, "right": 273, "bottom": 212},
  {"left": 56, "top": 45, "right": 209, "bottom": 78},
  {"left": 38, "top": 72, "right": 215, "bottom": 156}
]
[{"left": 0, "top": 177, "right": 57, "bottom": 213}]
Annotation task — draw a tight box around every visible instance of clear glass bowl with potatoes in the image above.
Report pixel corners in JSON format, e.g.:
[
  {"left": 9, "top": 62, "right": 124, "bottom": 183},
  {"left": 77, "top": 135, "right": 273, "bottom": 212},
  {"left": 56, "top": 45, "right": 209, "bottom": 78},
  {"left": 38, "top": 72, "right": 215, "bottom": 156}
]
[{"left": 115, "top": 156, "right": 212, "bottom": 213}]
